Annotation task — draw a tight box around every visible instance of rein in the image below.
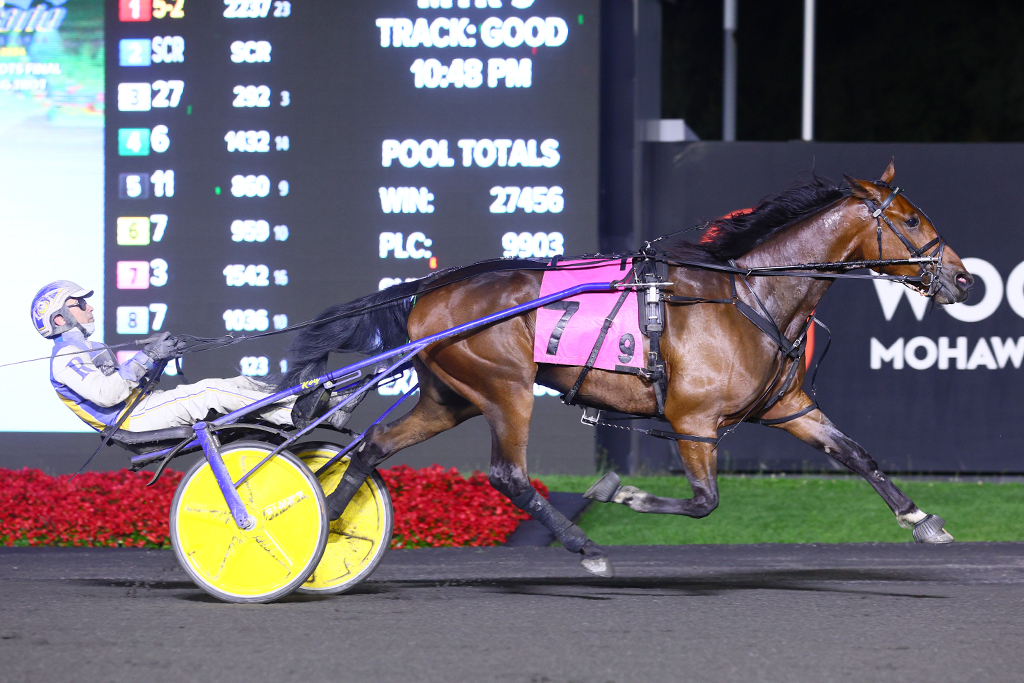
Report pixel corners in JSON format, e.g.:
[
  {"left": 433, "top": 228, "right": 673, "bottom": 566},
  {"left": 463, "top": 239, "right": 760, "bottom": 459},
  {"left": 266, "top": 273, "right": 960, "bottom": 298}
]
[
  {"left": 1, "top": 189, "right": 946, "bottom": 372},
  {"left": 163, "top": 252, "right": 941, "bottom": 359},
  {"left": 0, "top": 254, "right": 940, "bottom": 372}
]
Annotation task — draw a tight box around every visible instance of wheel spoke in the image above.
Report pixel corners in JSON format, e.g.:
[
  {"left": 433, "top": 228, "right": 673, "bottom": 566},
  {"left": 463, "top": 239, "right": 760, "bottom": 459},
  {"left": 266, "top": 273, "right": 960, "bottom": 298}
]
[
  {"left": 253, "top": 529, "right": 294, "bottom": 572},
  {"left": 331, "top": 530, "right": 375, "bottom": 545},
  {"left": 237, "top": 478, "right": 255, "bottom": 507},
  {"left": 212, "top": 535, "right": 247, "bottom": 581},
  {"left": 181, "top": 505, "right": 235, "bottom": 529},
  {"left": 321, "top": 556, "right": 355, "bottom": 583}
]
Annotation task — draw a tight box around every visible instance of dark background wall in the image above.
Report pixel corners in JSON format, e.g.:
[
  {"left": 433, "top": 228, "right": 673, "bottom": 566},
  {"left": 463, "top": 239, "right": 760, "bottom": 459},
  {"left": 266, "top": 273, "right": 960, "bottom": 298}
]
[
  {"left": 662, "top": 0, "right": 1024, "bottom": 143},
  {"left": 592, "top": 3, "right": 1024, "bottom": 475}
]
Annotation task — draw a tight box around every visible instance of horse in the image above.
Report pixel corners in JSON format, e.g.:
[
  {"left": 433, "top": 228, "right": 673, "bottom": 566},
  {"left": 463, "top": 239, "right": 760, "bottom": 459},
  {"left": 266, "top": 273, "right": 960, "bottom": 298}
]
[{"left": 281, "top": 161, "right": 973, "bottom": 578}]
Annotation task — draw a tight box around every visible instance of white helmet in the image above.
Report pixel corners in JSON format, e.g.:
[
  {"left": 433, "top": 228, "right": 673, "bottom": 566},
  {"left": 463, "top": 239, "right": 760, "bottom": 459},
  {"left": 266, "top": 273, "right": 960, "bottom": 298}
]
[{"left": 30, "top": 280, "right": 94, "bottom": 338}]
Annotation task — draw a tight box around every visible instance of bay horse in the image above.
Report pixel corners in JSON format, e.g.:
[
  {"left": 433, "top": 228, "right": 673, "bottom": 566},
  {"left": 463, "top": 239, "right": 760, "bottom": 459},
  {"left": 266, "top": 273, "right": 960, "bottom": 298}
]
[{"left": 282, "top": 162, "right": 973, "bottom": 577}]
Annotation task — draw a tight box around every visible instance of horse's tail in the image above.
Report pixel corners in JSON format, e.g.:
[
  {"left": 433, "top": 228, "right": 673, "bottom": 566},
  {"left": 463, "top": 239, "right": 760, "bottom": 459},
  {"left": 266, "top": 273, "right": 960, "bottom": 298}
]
[{"left": 279, "top": 280, "right": 420, "bottom": 391}]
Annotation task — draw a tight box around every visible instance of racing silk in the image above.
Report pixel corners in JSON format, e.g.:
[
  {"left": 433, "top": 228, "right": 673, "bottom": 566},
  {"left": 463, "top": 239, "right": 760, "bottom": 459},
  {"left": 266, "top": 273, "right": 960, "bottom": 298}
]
[{"left": 50, "top": 329, "right": 154, "bottom": 430}]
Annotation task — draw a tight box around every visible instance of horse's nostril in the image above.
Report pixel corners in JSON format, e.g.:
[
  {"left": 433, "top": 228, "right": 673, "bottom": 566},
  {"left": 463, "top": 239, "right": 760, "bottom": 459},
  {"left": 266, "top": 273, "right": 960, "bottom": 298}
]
[{"left": 956, "top": 272, "right": 974, "bottom": 290}]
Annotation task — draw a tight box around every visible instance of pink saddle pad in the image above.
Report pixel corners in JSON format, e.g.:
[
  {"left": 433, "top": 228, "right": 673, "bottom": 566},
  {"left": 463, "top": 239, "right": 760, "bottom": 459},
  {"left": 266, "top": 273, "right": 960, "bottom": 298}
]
[{"left": 533, "top": 260, "right": 645, "bottom": 372}]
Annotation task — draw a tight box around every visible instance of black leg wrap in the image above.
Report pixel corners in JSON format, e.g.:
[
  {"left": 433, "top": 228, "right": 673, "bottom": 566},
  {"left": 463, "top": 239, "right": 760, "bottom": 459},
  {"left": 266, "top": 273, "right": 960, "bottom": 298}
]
[
  {"left": 324, "top": 453, "right": 374, "bottom": 521},
  {"left": 510, "top": 487, "right": 588, "bottom": 553}
]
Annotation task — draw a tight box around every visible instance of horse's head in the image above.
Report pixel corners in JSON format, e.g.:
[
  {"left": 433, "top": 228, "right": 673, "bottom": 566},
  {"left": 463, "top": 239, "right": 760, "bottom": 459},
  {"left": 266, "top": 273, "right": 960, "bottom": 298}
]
[{"left": 843, "top": 161, "right": 973, "bottom": 305}]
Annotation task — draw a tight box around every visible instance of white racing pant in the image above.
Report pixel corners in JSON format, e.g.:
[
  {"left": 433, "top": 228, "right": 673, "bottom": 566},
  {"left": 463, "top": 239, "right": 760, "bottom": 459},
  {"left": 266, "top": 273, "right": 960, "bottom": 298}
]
[{"left": 123, "top": 377, "right": 293, "bottom": 432}]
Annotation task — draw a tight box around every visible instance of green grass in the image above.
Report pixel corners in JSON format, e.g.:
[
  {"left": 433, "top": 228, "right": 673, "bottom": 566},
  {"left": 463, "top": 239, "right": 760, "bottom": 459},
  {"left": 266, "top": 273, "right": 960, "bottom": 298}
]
[{"left": 536, "top": 475, "right": 1024, "bottom": 545}]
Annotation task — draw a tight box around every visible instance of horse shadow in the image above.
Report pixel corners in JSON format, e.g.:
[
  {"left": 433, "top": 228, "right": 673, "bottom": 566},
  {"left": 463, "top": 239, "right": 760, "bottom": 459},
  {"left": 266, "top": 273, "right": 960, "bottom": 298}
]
[
  {"left": 75, "top": 567, "right": 950, "bottom": 602},
  {"left": 380, "top": 567, "right": 950, "bottom": 600}
]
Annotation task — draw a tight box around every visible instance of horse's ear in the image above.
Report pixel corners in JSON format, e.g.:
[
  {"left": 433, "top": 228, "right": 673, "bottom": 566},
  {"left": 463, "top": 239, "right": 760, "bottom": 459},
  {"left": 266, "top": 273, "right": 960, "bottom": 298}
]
[
  {"left": 844, "top": 174, "right": 881, "bottom": 201},
  {"left": 880, "top": 158, "right": 896, "bottom": 184}
]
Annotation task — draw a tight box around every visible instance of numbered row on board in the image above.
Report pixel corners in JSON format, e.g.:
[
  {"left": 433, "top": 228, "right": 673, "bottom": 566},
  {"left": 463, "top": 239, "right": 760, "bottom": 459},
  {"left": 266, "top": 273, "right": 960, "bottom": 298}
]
[
  {"left": 118, "top": 0, "right": 292, "bottom": 21},
  {"left": 113, "top": 306, "right": 289, "bottom": 335}
]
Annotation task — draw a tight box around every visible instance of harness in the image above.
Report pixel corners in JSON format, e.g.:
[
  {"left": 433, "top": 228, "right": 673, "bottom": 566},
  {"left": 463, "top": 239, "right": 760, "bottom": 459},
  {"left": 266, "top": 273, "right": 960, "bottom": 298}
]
[
  {"left": 573, "top": 253, "right": 825, "bottom": 446},
  {"left": 568, "top": 186, "right": 950, "bottom": 447},
  {"left": 16, "top": 183, "right": 945, "bottom": 459},
  {"left": 635, "top": 255, "right": 671, "bottom": 412}
]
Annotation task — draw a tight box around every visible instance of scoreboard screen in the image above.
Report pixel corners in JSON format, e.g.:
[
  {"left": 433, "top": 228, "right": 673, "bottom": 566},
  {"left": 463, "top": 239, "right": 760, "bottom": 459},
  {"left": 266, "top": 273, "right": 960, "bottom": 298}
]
[
  {"left": 97, "top": 0, "right": 601, "bottom": 468},
  {"left": 105, "top": 0, "right": 599, "bottom": 374},
  {"left": 0, "top": 0, "right": 602, "bottom": 472}
]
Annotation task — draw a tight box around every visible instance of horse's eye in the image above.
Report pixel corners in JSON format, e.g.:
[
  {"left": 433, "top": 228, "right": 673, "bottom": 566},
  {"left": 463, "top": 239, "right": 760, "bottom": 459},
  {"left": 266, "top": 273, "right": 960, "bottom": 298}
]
[{"left": 906, "top": 215, "right": 919, "bottom": 228}]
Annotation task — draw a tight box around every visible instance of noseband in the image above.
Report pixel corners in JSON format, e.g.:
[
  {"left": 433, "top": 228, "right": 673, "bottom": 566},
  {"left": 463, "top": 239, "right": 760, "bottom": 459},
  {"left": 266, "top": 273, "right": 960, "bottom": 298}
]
[{"left": 862, "top": 187, "right": 946, "bottom": 297}]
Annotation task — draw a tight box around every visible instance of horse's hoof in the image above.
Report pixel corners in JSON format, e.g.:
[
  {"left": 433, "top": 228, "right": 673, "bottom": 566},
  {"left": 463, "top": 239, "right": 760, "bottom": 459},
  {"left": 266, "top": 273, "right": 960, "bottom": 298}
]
[
  {"left": 580, "top": 555, "right": 615, "bottom": 578},
  {"left": 913, "top": 514, "right": 954, "bottom": 544},
  {"left": 584, "top": 472, "right": 622, "bottom": 503}
]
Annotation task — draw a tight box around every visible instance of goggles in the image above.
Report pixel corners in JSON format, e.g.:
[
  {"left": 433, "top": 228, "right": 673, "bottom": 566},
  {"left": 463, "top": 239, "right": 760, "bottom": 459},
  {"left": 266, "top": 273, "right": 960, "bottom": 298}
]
[{"left": 65, "top": 298, "right": 88, "bottom": 311}]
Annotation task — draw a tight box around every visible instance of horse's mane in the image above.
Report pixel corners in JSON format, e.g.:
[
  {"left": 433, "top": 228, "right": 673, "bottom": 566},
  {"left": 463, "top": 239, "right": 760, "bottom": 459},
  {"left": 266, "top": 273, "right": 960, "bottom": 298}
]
[{"left": 663, "top": 175, "right": 848, "bottom": 263}]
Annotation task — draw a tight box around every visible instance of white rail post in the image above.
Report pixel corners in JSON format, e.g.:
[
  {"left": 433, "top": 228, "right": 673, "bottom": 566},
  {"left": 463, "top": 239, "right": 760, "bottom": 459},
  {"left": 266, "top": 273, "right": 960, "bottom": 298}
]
[
  {"left": 722, "top": 0, "right": 737, "bottom": 141},
  {"left": 801, "top": 0, "right": 816, "bottom": 141}
]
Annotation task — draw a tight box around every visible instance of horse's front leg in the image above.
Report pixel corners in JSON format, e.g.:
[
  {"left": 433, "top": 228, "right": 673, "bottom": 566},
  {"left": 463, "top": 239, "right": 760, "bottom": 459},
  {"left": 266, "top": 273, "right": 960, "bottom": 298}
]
[
  {"left": 586, "top": 426, "right": 721, "bottom": 518},
  {"left": 764, "top": 393, "right": 953, "bottom": 543}
]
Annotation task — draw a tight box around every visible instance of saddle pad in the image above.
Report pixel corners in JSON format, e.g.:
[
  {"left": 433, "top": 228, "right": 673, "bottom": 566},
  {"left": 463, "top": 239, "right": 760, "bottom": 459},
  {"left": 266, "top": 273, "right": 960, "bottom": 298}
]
[{"left": 533, "top": 260, "right": 645, "bottom": 372}]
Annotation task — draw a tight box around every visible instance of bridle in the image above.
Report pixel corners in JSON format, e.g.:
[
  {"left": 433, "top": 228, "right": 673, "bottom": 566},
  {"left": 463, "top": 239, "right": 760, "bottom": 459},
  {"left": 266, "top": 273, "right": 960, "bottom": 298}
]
[{"left": 861, "top": 186, "right": 946, "bottom": 297}]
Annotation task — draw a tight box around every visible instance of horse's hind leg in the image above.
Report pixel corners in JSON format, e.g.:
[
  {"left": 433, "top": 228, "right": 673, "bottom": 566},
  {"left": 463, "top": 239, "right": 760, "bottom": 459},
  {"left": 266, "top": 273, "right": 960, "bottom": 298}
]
[
  {"left": 766, "top": 395, "right": 953, "bottom": 543},
  {"left": 323, "top": 362, "right": 479, "bottom": 520},
  {"left": 479, "top": 385, "right": 614, "bottom": 578},
  {"left": 587, "top": 434, "right": 722, "bottom": 519}
]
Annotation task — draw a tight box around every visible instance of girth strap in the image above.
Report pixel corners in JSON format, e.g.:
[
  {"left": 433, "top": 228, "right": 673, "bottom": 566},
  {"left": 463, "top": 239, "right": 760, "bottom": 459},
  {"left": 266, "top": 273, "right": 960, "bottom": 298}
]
[
  {"left": 635, "top": 257, "right": 670, "bottom": 414},
  {"left": 563, "top": 280, "right": 634, "bottom": 407},
  {"left": 571, "top": 253, "right": 825, "bottom": 437},
  {"left": 756, "top": 402, "right": 818, "bottom": 426}
]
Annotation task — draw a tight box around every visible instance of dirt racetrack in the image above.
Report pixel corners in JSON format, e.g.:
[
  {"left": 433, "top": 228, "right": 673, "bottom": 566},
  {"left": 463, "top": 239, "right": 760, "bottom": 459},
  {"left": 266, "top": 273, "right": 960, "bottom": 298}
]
[{"left": 2, "top": 543, "right": 1023, "bottom": 683}]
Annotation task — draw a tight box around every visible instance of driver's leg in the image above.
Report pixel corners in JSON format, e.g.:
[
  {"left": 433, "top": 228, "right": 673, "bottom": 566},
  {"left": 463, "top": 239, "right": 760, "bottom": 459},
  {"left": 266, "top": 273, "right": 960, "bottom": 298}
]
[{"left": 122, "top": 377, "right": 294, "bottom": 431}]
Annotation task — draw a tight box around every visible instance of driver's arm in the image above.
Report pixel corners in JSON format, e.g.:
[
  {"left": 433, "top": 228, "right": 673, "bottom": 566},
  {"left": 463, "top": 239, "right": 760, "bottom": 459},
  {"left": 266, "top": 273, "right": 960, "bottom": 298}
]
[{"left": 52, "top": 350, "right": 154, "bottom": 408}]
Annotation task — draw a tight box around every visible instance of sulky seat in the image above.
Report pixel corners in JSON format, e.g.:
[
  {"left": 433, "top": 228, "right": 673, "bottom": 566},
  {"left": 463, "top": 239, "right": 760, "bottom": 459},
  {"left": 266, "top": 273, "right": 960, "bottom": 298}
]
[{"left": 104, "top": 425, "right": 195, "bottom": 455}]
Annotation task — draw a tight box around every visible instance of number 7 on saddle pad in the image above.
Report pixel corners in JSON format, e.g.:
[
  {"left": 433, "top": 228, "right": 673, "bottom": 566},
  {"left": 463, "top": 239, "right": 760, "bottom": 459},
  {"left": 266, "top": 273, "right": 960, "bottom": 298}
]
[{"left": 533, "top": 260, "right": 645, "bottom": 373}]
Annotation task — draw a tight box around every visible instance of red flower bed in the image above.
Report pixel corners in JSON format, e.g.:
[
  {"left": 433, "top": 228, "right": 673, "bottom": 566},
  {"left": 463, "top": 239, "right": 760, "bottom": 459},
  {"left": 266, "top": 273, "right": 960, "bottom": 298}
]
[
  {"left": 380, "top": 464, "right": 548, "bottom": 549},
  {"left": 0, "top": 468, "right": 183, "bottom": 547},
  {"left": 0, "top": 465, "right": 546, "bottom": 549}
]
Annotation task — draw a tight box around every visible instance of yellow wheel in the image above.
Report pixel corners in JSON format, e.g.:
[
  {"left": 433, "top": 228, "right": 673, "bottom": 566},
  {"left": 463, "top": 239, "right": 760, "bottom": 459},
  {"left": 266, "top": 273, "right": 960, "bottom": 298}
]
[
  {"left": 294, "top": 442, "right": 394, "bottom": 595},
  {"left": 169, "top": 441, "right": 328, "bottom": 603}
]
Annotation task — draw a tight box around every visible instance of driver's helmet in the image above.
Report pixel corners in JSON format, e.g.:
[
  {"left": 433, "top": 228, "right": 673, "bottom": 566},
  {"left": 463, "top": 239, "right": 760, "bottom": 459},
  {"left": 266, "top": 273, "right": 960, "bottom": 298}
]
[{"left": 30, "top": 280, "right": 94, "bottom": 339}]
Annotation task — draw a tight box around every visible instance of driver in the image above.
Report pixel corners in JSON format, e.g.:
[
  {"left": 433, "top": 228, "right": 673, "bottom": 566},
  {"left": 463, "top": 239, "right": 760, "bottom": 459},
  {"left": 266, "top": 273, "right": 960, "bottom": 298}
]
[{"left": 31, "top": 280, "right": 354, "bottom": 433}]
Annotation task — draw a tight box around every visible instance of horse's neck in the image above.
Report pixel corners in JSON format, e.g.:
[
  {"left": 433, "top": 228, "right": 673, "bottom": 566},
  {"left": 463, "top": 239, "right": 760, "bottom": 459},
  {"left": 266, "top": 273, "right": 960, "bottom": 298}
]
[{"left": 735, "top": 206, "right": 862, "bottom": 336}]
